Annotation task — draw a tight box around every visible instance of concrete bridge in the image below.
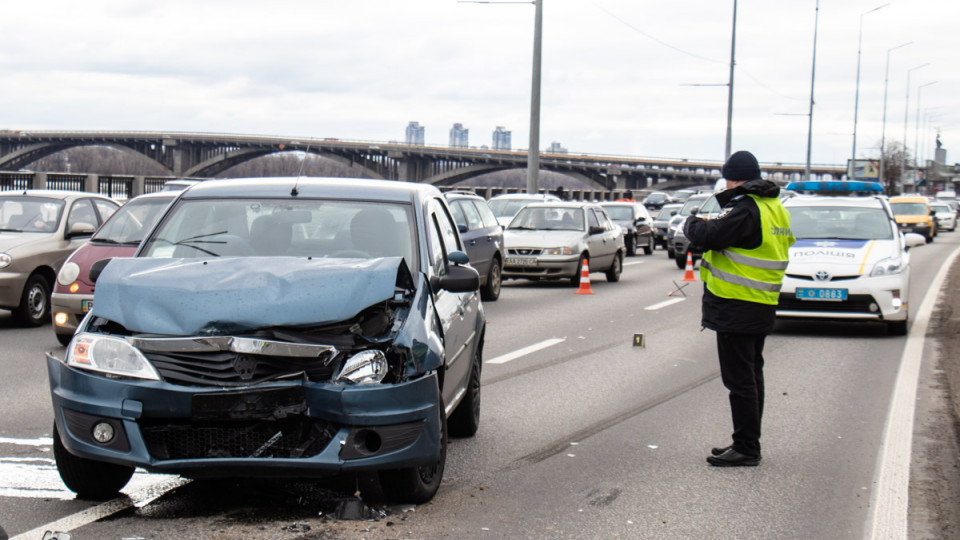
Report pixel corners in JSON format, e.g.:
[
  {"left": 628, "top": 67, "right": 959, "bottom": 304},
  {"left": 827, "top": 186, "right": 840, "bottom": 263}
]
[{"left": 0, "top": 130, "right": 846, "bottom": 194}]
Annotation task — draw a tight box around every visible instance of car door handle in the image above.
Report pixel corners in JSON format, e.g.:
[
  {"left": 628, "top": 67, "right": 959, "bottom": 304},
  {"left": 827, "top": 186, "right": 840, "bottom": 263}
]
[{"left": 469, "top": 239, "right": 477, "bottom": 246}]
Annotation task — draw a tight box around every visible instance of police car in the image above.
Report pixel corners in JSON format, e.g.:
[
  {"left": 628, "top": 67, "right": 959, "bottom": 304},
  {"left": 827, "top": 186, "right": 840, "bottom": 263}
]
[{"left": 777, "top": 190, "right": 926, "bottom": 335}]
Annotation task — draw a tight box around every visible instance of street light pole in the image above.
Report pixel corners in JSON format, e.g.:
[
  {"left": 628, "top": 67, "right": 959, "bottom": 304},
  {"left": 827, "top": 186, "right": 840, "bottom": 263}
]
[
  {"left": 526, "top": 0, "right": 543, "bottom": 195},
  {"left": 879, "top": 41, "right": 911, "bottom": 192},
  {"left": 804, "top": 0, "right": 820, "bottom": 181},
  {"left": 914, "top": 81, "right": 937, "bottom": 172},
  {"left": 850, "top": 3, "right": 888, "bottom": 179},
  {"left": 724, "top": 0, "right": 737, "bottom": 160},
  {"left": 902, "top": 63, "right": 930, "bottom": 189}
]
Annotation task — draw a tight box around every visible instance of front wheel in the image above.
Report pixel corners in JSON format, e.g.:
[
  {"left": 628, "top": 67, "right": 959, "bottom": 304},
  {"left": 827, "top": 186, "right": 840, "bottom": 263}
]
[
  {"left": 625, "top": 235, "right": 636, "bottom": 256},
  {"left": 379, "top": 397, "right": 447, "bottom": 503},
  {"left": 54, "top": 423, "right": 134, "bottom": 500},
  {"left": 569, "top": 254, "right": 586, "bottom": 287},
  {"left": 13, "top": 274, "right": 50, "bottom": 327},
  {"left": 887, "top": 319, "right": 908, "bottom": 336},
  {"left": 675, "top": 250, "right": 689, "bottom": 269},
  {"left": 480, "top": 257, "right": 502, "bottom": 301},
  {"left": 605, "top": 252, "right": 622, "bottom": 282}
]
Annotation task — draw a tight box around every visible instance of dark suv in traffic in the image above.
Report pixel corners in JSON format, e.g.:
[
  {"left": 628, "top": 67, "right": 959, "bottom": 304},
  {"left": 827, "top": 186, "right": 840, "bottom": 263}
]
[{"left": 47, "top": 177, "right": 485, "bottom": 504}]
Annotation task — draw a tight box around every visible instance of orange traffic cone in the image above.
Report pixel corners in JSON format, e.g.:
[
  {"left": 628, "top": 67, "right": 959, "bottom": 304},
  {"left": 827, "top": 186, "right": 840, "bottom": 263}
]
[
  {"left": 575, "top": 259, "right": 595, "bottom": 295},
  {"left": 682, "top": 252, "right": 697, "bottom": 282}
]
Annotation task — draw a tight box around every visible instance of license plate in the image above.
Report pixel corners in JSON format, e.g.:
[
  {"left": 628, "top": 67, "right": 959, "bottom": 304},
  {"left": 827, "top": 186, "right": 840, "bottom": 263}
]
[
  {"left": 796, "top": 287, "right": 848, "bottom": 301},
  {"left": 193, "top": 387, "right": 306, "bottom": 421},
  {"left": 507, "top": 257, "right": 538, "bottom": 267},
  {"left": 81, "top": 299, "right": 93, "bottom": 313}
]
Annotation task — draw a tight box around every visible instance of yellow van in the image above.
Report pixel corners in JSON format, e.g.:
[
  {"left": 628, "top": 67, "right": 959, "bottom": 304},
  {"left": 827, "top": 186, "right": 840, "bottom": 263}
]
[{"left": 888, "top": 195, "right": 936, "bottom": 243}]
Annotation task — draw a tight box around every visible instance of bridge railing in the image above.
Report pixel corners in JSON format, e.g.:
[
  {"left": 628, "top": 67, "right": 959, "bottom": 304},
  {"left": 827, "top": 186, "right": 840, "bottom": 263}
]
[{"left": 0, "top": 171, "right": 638, "bottom": 202}]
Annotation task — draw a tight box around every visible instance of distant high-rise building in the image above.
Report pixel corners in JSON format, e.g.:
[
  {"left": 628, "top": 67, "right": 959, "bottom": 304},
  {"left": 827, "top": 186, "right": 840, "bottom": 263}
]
[
  {"left": 449, "top": 123, "right": 469, "bottom": 148},
  {"left": 548, "top": 141, "right": 567, "bottom": 154},
  {"left": 405, "top": 121, "right": 425, "bottom": 146},
  {"left": 492, "top": 126, "right": 511, "bottom": 150}
]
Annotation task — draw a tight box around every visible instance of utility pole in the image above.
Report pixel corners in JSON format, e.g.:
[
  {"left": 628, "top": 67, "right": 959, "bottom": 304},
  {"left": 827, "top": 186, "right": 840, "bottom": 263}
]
[
  {"left": 527, "top": 0, "right": 543, "bottom": 194},
  {"left": 804, "top": 0, "right": 819, "bottom": 181},
  {"left": 724, "top": 0, "right": 737, "bottom": 160}
]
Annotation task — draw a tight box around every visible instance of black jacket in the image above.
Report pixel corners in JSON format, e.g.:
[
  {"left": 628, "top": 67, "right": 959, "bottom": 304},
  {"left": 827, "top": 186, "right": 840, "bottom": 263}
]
[{"left": 683, "top": 179, "right": 782, "bottom": 334}]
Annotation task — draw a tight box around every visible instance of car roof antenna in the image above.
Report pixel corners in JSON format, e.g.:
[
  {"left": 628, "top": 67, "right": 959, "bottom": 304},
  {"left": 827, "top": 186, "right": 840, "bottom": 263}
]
[{"left": 291, "top": 142, "right": 311, "bottom": 196}]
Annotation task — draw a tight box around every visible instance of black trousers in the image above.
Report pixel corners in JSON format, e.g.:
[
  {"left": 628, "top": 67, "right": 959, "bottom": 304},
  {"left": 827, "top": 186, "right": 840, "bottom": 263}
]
[{"left": 716, "top": 331, "right": 766, "bottom": 457}]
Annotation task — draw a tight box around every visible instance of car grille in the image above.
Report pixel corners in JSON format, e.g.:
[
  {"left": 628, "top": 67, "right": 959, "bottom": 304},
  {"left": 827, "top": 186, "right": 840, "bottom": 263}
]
[
  {"left": 141, "top": 417, "right": 338, "bottom": 460},
  {"left": 785, "top": 273, "right": 860, "bottom": 282},
  {"left": 778, "top": 293, "right": 878, "bottom": 313},
  {"left": 508, "top": 248, "right": 543, "bottom": 256},
  {"left": 144, "top": 350, "right": 338, "bottom": 387}
]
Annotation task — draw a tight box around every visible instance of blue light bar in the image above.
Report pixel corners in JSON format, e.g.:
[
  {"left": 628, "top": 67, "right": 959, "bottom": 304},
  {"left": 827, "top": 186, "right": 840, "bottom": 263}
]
[{"left": 785, "top": 180, "right": 884, "bottom": 194}]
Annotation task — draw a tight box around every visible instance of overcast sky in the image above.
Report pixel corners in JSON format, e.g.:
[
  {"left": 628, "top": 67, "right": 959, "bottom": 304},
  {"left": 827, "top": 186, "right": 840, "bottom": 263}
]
[{"left": 3, "top": 0, "right": 957, "bottom": 167}]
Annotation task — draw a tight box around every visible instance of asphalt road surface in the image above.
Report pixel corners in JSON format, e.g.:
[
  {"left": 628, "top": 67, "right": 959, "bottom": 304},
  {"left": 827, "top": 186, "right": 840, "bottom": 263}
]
[{"left": 1, "top": 231, "right": 959, "bottom": 540}]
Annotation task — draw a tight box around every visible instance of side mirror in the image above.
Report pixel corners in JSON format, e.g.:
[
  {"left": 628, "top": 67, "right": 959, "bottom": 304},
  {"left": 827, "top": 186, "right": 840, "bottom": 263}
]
[
  {"left": 588, "top": 225, "right": 605, "bottom": 235},
  {"left": 89, "top": 258, "right": 113, "bottom": 284},
  {"left": 448, "top": 250, "right": 470, "bottom": 266},
  {"left": 690, "top": 207, "right": 700, "bottom": 217},
  {"left": 438, "top": 263, "right": 480, "bottom": 293},
  {"left": 457, "top": 223, "right": 468, "bottom": 234},
  {"left": 66, "top": 222, "right": 96, "bottom": 238},
  {"left": 635, "top": 217, "right": 647, "bottom": 225}
]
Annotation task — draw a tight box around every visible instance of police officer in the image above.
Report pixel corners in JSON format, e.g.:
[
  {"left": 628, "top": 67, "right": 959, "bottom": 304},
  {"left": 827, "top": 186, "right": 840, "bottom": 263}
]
[{"left": 683, "top": 150, "right": 794, "bottom": 467}]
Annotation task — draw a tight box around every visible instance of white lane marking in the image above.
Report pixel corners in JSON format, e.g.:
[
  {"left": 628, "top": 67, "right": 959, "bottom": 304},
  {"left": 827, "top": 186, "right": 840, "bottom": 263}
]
[
  {"left": 866, "top": 245, "right": 960, "bottom": 540},
  {"left": 645, "top": 298, "right": 686, "bottom": 310},
  {"left": 623, "top": 261, "right": 645, "bottom": 267},
  {"left": 0, "top": 437, "right": 53, "bottom": 446},
  {"left": 486, "top": 337, "right": 566, "bottom": 365},
  {"left": 11, "top": 476, "right": 190, "bottom": 540}
]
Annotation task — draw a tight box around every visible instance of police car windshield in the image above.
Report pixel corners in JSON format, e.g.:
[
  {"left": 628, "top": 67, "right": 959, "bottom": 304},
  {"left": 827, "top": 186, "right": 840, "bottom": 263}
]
[{"left": 788, "top": 206, "right": 893, "bottom": 240}]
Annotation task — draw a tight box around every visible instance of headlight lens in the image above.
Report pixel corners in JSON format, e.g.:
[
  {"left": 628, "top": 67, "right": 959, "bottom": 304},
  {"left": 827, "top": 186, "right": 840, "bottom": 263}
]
[
  {"left": 0, "top": 253, "right": 11, "bottom": 270},
  {"left": 65, "top": 334, "right": 160, "bottom": 380},
  {"left": 871, "top": 256, "right": 904, "bottom": 277},
  {"left": 337, "top": 350, "right": 388, "bottom": 384},
  {"left": 58, "top": 262, "right": 80, "bottom": 286},
  {"left": 542, "top": 247, "right": 573, "bottom": 256}
]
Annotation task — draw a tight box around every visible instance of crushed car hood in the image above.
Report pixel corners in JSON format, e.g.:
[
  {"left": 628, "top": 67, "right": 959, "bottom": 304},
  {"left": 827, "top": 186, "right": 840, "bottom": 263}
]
[{"left": 91, "top": 256, "right": 413, "bottom": 335}]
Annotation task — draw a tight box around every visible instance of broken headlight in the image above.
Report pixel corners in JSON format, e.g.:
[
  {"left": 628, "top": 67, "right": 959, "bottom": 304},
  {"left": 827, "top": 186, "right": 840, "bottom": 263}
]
[
  {"left": 336, "top": 349, "right": 388, "bottom": 385},
  {"left": 64, "top": 334, "right": 161, "bottom": 381}
]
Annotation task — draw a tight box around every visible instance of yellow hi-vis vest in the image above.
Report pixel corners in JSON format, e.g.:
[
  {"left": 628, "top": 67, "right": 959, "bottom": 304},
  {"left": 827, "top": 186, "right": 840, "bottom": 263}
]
[{"left": 700, "top": 195, "right": 795, "bottom": 305}]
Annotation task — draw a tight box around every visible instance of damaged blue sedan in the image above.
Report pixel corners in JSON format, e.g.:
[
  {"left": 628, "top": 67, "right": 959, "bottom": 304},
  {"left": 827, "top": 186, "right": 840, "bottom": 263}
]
[{"left": 46, "top": 177, "right": 485, "bottom": 503}]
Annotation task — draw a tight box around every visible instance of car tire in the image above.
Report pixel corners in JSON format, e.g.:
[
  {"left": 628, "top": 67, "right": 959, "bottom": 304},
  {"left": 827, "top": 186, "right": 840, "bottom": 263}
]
[
  {"left": 379, "top": 396, "right": 447, "bottom": 503},
  {"left": 55, "top": 332, "right": 73, "bottom": 347},
  {"left": 570, "top": 254, "right": 586, "bottom": 287},
  {"left": 887, "top": 319, "right": 908, "bottom": 336},
  {"left": 675, "top": 250, "right": 688, "bottom": 269},
  {"left": 625, "top": 235, "right": 636, "bottom": 257},
  {"left": 449, "top": 347, "right": 481, "bottom": 437},
  {"left": 605, "top": 252, "right": 623, "bottom": 282},
  {"left": 480, "top": 257, "right": 502, "bottom": 302},
  {"left": 926, "top": 233, "right": 934, "bottom": 243},
  {"left": 667, "top": 246, "right": 675, "bottom": 259},
  {"left": 642, "top": 236, "right": 654, "bottom": 255},
  {"left": 13, "top": 274, "right": 50, "bottom": 327},
  {"left": 53, "top": 423, "right": 135, "bottom": 500}
]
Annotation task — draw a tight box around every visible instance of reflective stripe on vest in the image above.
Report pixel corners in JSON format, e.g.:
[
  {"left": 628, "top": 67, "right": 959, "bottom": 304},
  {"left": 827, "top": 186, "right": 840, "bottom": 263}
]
[{"left": 700, "top": 194, "right": 794, "bottom": 305}]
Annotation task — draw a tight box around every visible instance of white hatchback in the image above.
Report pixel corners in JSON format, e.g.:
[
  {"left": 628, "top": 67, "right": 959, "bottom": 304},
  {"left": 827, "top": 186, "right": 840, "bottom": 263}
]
[{"left": 776, "top": 195, "right": 926, "bottom": 335}]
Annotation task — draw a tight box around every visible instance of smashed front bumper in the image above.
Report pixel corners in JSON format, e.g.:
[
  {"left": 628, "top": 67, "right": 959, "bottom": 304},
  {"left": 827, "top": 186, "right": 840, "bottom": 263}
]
[{"left": 46, "top": 353, "right": 442, "bottom": 478}]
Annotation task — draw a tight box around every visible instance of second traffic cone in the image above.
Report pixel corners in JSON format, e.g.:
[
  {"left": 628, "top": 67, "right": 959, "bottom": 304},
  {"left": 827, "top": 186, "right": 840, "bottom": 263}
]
[
  {"left": 682, "top": 251, "right": 697, "bottom": 282},
  {"left": 575, "top": 259, "right": 595, "bottom": 294}
]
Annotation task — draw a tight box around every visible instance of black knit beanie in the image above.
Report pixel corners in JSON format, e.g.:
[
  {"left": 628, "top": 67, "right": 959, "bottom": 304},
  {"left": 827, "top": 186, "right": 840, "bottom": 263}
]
[{"left": 721, "top": 150, "right": 761, "bottom": 181}]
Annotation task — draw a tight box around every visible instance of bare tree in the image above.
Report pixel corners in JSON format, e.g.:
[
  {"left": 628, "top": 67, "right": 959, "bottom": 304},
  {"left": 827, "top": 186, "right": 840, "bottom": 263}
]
[{"left": 871, "top": 140, "right": 911, "bottom": 195}]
